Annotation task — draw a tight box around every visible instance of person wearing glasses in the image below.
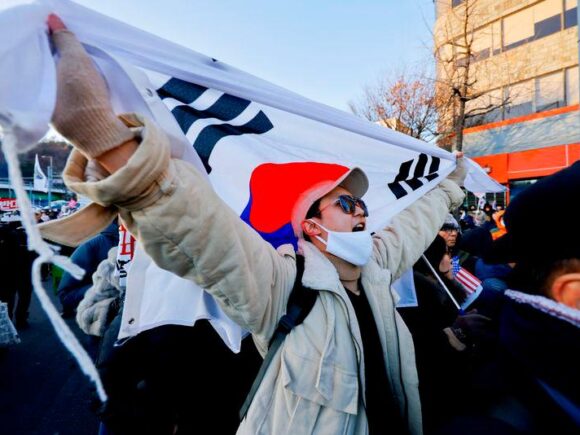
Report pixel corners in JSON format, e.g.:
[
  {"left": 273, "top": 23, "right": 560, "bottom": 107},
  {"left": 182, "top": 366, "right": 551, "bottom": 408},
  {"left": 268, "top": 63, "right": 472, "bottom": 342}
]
[
  {"left": 46, "top": 15, "right": 466, "bottom": 435},
  {"left": 438, "top": 215, "right": 461, "bottom": 256}
]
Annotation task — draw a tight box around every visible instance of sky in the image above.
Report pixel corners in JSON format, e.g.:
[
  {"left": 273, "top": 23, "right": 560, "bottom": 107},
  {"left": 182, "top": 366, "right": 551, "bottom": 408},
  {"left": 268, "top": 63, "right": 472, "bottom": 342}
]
[{"left": 72, "top": 0, "right": 436, "bottom": 112}]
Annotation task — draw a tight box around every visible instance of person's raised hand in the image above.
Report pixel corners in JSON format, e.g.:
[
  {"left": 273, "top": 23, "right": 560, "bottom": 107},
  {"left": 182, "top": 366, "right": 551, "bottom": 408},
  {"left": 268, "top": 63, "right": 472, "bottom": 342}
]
[
  {"left": 48, "top": 13, "right": 134, "bottom": 160},
  {"left": 447, "top": 151, "right": 468, "bottom": 187}
]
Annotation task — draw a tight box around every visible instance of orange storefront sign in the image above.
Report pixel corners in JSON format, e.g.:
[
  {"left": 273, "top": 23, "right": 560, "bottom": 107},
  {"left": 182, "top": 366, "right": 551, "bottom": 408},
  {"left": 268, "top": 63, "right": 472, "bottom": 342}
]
[{"left": 472, "top": 143, "right": 580, "bottom": 184}]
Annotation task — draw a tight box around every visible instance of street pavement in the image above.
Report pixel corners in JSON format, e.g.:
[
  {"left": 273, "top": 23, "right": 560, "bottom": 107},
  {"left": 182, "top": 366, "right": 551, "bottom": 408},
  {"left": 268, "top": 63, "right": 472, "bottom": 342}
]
[{"left": 0, "top": 283, "right": 100, "bottom": 435}]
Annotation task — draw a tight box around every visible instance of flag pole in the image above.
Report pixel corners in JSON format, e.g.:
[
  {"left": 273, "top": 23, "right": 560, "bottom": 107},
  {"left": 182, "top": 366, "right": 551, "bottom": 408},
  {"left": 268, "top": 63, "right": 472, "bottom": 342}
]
[{"left": 421, "top": 254, "right": 461, "bottom": 310}]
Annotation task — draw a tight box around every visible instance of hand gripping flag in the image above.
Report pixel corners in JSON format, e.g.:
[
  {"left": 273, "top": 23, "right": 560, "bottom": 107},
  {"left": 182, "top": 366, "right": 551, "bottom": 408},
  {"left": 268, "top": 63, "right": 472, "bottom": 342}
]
[{"left": 0, "top": 0, "right": 505, "bottom": 397}]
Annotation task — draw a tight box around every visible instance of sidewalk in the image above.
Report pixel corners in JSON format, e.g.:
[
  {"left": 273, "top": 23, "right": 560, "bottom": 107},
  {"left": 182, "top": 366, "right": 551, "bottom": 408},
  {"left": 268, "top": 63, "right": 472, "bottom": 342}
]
[{"left": 0, "top": 282, "right": 100, "bottom": 435}]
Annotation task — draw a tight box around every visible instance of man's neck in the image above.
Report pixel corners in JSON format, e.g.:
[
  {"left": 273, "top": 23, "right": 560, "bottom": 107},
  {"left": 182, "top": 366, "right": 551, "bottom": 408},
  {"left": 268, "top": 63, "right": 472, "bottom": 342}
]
[{"left": 324, "top": 252, "right": 361, "bottom": 295}]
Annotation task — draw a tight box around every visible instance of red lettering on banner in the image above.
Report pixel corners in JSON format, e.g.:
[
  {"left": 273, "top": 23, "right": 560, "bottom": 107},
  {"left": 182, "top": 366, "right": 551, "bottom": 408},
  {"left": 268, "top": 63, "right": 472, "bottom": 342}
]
[
  {"left": 0, "top": 198, "right": 18, "bottom": 211},
  {"left": 118, "top": 224, "right": 135, "bottom": 258}
]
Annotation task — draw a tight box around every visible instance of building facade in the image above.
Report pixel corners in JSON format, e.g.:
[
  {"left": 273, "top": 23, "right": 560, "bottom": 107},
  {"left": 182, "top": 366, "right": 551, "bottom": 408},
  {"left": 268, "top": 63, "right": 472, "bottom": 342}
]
[{"left": 434, "top": 0, "right": 579, "bottom": 203}]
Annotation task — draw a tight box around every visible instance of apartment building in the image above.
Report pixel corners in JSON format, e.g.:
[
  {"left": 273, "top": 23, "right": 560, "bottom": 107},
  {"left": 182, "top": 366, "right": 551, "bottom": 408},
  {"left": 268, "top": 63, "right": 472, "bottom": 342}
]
[{"left": 434, "top": 0, "right": 578, "bottom": 201}]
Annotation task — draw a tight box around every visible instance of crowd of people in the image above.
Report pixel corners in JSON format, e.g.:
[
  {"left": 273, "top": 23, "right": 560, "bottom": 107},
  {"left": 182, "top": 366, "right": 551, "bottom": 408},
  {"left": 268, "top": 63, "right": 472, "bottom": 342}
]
[
  {"left": 2, "top": 14, "right": 578, "bottom": 435},
  {"left": 396, "top": 171, "right": 580, "bottom": 434},
  {"left": 0, "top": 194, "right": 79, "bottom": 332},
  {"left": 34, "top": 195, "right": 80, "bottom": 222},
  {"left": 0, "top": 221, "right": 35, "bottom": 331}
]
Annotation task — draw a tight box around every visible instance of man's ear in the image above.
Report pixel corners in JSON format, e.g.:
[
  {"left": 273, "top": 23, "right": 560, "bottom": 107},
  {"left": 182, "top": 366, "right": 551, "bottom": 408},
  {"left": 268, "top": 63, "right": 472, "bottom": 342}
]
[
  {"left": 550, "top": 273, "right": 580, "bottom": 310},
  {"left": 302, "top": 220, "right": 321, "bottom": 238}
]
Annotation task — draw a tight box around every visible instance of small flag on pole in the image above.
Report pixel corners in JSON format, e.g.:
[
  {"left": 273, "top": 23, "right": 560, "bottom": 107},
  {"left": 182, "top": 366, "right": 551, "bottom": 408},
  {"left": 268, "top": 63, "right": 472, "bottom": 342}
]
[
  {"left": 474, "top": 192, "right": 486, "bottom": 210},
  {"left": 33, "top": 154, "right": 48, "bottom": 192},
  {"left": 455, "top": 267, "right": 482, "bottom": 295},
  {"left": 453, "top": 265, "right": 484, "bottom": 310}
]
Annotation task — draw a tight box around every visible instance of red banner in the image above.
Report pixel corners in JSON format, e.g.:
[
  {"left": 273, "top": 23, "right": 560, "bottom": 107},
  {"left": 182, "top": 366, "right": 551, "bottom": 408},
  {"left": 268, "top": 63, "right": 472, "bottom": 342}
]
[{"left": 0, "top": 198, "right": 18, "bottom": 211}]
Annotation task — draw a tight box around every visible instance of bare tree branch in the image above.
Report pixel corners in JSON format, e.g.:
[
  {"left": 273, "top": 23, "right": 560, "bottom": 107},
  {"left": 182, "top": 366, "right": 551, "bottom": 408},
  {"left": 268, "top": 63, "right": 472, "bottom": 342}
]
[
  {"left": 433, "top": 0, "right": 519, "bottom": 151},
  {"left": 349, "top": 68, "right": 439, "bottom": 142}
]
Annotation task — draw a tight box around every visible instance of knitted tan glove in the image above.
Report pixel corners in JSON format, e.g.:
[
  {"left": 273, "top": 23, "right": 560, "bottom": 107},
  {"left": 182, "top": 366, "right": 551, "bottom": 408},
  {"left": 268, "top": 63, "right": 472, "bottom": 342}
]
[{"left": 51, "top": 30, "right": 134, "bottom": 158}]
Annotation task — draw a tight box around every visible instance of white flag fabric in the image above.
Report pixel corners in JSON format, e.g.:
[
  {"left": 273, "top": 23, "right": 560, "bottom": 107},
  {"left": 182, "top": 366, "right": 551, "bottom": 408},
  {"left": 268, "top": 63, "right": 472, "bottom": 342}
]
[
  {"left": 0, "top": 0, "right": 506, "bottom": 350},
  {"left": 392, "top": 269, "right": 418, "bottom": 308},
  {"left": 474, "top": 192, "right": 487, "bottom": 210},
  {"left": 33, "top": 154, "right": 48, "bottom": 192}
]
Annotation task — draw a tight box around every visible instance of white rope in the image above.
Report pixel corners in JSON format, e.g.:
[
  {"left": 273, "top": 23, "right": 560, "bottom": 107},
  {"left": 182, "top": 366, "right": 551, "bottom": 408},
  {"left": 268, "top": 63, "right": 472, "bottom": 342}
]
[{"left": 0, "top": 118, "right": 108, "bottom": 402}]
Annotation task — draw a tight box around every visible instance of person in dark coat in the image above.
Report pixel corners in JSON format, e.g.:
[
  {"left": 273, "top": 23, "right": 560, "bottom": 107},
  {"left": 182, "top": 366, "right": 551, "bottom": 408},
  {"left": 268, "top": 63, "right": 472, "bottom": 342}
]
[
  {"left": 482, "top": 202, "right": 495, "bottom": 218},
  {"left": 440, "top": 162, "right": 580, "bottom": 435},
  {"left": 474, "top": 202, "right": 497, "bottom": 232},
  {"left": 398, "top": 235, "right": 494, "bottom": 434},
  {"left": 0, "top": 223, "right": 36, "bottom": 328},
  {"left": 459, "top": 206, "right": 475, "bottom": 231},
  {"left": 96, "top": 320, "right": 262, "bottom": 435},
  {"left": 438, "top": 214, "right": 461, "bottom": 256},
  {"left": 456, "top": 227, "right": 513, "bottom": 304},
  {"left": 57, "top": 220, "right": 119, "bottom": 317}
]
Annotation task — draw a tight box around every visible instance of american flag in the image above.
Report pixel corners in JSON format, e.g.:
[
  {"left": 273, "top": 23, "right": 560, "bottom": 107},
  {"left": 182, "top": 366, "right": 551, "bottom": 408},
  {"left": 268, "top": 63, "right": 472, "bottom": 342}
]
[
  {"left": 452, "top": 257, "right": 482, "bottom": 295},
  {"left": 451, "top": 256, "right": 461, "bottom": 275},
  {"left": 451, "top": 258, "right": 484, "bottom": 310}
]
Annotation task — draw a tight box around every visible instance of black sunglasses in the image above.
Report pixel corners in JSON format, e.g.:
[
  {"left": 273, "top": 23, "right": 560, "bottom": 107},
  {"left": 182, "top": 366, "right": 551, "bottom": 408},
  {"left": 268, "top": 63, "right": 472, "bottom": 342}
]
[{"left": 320, "top": 195, "right": 369, "bottom": 217}]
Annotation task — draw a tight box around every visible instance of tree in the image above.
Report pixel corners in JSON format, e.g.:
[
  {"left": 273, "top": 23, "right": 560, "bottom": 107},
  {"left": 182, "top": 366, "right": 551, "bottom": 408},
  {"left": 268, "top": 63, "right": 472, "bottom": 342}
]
[
  {"left": 0, "top": 137, "right": 71, "bottom": 179},
  {"left": 352, "top": 0, "right": 529, "bottom": 151},
  {"left": 433, "top": 0, "right": 521, "bottom": 151},
  {"left": 349, "top": 71, "right": 440, "bottom": 142}
]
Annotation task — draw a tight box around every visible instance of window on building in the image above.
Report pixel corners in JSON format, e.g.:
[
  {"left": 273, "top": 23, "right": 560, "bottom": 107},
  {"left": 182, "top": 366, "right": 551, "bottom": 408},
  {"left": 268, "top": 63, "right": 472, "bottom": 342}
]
[
  {"left": 471, "top": 26, "right": 492, "bottom": 61},
  {"left": 456, "top": 24, "right": 496, "bottom": 65},
  {"left": 491, "top": 21, "right": 502, "bottom": 56},
  {"left": 487, "top": 89, "right": 504, "bottom": 122},
  {"left": 464, "top": 191, "right": 507, "bottom": 209},
  {"left": 453, "top": 33, "right": 470, "bottom": 68},
  {"left": 452, "top": 0, "right": 466, "bottom": 8},
  {"left": 534, "top": 0, "right": 563, "bottom": 38},
  {"left": 565, "top": 0, "right": 578, "bottom": 28},
  {"left": 465, "top": 95, "right": 485, "bottom": 128},
  {"left": 505, "top": 80, "right": 534, "bottom": 119},
  {"left": 503, "top": 1, "right": 564, "bottom": 51},
  {"left": 503, "top": 7, "right": 535, "bottom": 50},
  {"left": 465, "top": 89, "right": 503, "bottom": 127},
  {"left": 566, "top": 66, "right": 579, "bottom": 105},
  {"left": 509, "top": 179, "right": 539, "bottom": 202},
  {"left": 536, "top": 72, "right": 565, "bottom": 112}
]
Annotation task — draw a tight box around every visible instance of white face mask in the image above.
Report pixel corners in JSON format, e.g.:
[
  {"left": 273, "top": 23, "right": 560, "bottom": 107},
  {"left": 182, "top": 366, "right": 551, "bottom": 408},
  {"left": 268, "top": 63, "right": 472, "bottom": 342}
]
[{"left": 308, "top": 220, "right": 373, "bottom": 267}]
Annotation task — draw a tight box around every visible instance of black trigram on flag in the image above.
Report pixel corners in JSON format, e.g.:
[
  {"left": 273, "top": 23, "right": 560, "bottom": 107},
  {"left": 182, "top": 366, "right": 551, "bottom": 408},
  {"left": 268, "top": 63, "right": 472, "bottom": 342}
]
[
  {"left": 388, "top": 153, "right": 441, "bottom": 199},
  {"left": 156, "top": 77, "right": 274, "bottom": 173}
]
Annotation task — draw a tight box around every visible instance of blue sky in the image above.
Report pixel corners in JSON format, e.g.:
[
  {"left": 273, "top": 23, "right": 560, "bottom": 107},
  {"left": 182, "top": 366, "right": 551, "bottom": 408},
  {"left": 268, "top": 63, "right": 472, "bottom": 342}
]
[{"left": 77, "top": 1, "right": 435, "bottom": 112}]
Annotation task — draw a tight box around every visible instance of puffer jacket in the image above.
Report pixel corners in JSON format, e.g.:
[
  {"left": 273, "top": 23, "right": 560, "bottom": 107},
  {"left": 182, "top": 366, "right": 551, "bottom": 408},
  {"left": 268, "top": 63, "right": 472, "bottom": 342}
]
[{"left": 64, "top": 115, "right": 464, "bottom": 435}]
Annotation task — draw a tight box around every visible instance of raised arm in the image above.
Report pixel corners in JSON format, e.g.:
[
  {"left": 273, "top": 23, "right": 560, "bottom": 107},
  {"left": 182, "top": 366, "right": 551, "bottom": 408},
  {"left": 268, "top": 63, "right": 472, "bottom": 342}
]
[
  {"left": 48, "top": 14, "right": 137, "bottom": 173},
  {"left": 372, "top": 159, "right": 466, "bottom": 281},
  {"left": 47, "top": 15, "right": 296, "bottom": 343}
]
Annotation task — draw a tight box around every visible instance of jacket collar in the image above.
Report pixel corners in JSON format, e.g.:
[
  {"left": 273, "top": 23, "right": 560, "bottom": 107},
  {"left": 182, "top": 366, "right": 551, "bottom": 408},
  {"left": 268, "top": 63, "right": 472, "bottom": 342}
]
[
  {"left": 504, "top": 290, "right": 580, "bottom": 327},
  {"left": 299, "top": 239, "right": 345, "bottom": 294}
]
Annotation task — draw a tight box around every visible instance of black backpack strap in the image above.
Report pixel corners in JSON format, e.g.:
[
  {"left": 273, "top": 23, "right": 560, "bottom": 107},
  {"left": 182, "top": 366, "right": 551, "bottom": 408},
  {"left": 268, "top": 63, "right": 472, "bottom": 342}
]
[{"left": 239, "top": 255, "right": 317, "bottom": 421}]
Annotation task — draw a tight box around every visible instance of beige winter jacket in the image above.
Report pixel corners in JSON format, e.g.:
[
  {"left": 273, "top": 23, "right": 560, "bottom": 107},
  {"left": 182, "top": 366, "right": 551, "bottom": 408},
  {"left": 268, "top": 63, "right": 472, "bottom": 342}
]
[{"left": 64, "top": 115, "right": 464, "bottom": 435}]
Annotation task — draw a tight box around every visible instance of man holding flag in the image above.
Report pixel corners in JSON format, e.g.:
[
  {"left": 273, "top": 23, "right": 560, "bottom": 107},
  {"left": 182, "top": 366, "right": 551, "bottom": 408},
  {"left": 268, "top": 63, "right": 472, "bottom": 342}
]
[{"left": 47, "top": 14, "right": 467, "bottom": 435}]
